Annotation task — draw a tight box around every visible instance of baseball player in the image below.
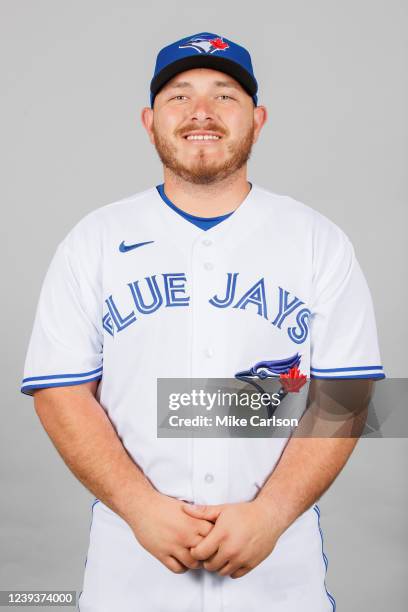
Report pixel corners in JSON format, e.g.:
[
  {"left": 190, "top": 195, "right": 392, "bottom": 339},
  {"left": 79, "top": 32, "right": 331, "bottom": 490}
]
[{"left": 21, "top": 32, "right": 385, "bottom": 612}]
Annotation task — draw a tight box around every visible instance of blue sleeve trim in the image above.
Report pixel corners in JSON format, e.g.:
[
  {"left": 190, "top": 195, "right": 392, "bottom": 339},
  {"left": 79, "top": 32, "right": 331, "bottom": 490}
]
[
  {"left": 22, "top": 366, "right": 103, "bottom": 383},
  {"left": 20, "top": 374, "right": 102, "bottom": 396},
  {"left": 310, "top": 365, "right": 383, "bottom": 373},
  {"left": 311, "top": 373, "right": 385, "bottom": 380}
]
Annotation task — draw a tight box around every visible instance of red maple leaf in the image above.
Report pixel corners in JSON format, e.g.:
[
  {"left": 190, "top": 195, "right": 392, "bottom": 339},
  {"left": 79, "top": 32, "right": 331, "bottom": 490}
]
[
  {"left": 279, "top": 367, "right": 307, "bottom": 393},
  {"left": 210, "top": 38, "right": 229, "bottom": 50}
]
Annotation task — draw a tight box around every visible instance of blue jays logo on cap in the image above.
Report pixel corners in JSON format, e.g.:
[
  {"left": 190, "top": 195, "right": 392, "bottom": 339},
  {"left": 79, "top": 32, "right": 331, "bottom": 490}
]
[
  {"left": 179, "top": 34, "right": 230, "bottom": 55},
  {"left": 150, "top": 31, "right": 258, "bottom": 107}
]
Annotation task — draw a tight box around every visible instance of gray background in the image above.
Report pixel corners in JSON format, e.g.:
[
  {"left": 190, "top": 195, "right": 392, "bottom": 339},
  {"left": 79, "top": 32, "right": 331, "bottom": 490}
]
[{"left": 1, "top": 0, "right": 407, "bottom": 610}]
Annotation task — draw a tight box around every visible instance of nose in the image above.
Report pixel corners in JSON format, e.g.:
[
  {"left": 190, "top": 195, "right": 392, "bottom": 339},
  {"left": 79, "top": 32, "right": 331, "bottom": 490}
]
[{"left": 190, "top": 97, "right": 215, "bottom": 122}]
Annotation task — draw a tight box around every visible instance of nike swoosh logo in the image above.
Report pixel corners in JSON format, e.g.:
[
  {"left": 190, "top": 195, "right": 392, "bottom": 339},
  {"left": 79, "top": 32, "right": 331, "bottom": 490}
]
[{"left": 119, "top": 240, "right": 155, "bottom": 253}]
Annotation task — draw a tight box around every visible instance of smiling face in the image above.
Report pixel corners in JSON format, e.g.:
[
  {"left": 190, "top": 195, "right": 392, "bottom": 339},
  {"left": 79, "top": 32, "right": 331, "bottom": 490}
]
[{"left": 142, "top": 68, "right": 267, "bottom": 185}]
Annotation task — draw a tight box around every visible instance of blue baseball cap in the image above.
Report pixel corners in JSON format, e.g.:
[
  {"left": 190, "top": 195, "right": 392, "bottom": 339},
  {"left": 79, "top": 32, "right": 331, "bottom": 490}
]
[{"left": 150, "top": 32, "right": 258, "bottom": 108}]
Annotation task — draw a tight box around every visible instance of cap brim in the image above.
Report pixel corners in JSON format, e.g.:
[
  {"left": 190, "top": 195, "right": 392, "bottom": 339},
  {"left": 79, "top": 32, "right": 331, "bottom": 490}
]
[{"left": 150, "top": 55, "right": 257, "bottom": 101}]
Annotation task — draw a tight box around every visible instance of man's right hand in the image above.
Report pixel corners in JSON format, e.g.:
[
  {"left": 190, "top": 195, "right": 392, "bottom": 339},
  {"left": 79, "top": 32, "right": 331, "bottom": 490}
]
[{"left": 129, "top": 491, "right": 215, "bottom": 573}]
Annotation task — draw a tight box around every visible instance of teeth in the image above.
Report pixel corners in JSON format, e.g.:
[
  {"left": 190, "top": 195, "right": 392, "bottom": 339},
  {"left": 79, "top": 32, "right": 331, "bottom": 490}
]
[{"left": 186, "top": 135, "right": 220, "bottom": 140}]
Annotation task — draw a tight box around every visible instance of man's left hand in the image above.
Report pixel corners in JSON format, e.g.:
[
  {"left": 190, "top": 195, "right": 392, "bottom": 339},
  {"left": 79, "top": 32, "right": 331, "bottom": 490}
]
[{"left": 182, "top": 499, "right": 285, "bottom": 579}]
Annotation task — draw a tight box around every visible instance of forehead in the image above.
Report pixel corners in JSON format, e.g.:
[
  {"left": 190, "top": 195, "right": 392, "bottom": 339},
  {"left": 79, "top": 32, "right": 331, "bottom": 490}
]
[{"left": 161, "top": 68, "right": 245, "bottom": 92}]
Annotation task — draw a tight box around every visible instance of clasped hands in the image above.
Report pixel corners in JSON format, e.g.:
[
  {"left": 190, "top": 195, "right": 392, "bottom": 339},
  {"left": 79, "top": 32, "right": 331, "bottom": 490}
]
[
  {"left": 183, "top": 500, "right": 283, "bottom": 579},
  {"left": 131, "top": 491, "right": 284, "bottom": 580}
]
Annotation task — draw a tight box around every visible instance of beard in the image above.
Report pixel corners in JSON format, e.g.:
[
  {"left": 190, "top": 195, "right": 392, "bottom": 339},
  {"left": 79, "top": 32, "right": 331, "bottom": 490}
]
[{"left": 152, "top": 122, "right": 255, "bottom": 185}]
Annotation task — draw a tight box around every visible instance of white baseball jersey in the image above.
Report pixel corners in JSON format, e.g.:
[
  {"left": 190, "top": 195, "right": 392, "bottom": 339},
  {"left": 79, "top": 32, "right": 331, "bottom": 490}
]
[{"left": 21, "top": 183, "right": 384, "bottom": 612}]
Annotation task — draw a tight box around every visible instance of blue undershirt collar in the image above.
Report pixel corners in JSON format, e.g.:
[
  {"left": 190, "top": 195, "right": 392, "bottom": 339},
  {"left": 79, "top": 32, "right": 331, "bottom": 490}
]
[{"left": 156, "top": 183, "right": 252, "bottom": 231}]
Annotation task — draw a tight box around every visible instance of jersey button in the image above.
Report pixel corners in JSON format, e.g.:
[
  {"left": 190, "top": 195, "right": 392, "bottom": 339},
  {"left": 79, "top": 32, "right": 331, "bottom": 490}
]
[
  {"left": 204, "top": 347, "right": 214, "bottom": 358},
  {"left": 204, "top": 262, "right": 214, "bottom": 271},
  {"left": 202, "top": 239, "right": 212, "bottom": 247},
  {"left": 204, "top": 473, "right": 214, "bottom": 483}
]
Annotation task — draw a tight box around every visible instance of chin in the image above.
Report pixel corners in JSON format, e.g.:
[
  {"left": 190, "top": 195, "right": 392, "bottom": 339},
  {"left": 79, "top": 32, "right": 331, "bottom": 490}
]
[{"left": 189, "top": 164, "right": 222, "bottom": 177}]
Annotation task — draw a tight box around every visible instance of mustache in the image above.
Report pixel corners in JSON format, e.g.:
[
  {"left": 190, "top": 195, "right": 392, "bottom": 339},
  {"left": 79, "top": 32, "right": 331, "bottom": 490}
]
[{"left": 177, "top": 125, "right": 228, "bottom": 137}]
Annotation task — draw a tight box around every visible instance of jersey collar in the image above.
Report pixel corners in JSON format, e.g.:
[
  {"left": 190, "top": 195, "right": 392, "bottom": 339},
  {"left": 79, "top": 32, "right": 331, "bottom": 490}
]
[{"left": 152, "top": 181, "right": 260, "bottom": 244}]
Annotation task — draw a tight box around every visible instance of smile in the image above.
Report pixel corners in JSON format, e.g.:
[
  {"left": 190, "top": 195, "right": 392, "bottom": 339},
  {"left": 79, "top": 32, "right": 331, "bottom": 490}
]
[{"left": 185, "top": 135, "right": 221, "bottom": 141}]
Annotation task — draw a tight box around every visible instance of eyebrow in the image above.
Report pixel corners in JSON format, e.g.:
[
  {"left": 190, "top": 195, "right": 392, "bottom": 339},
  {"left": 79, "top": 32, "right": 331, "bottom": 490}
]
[
  {"left": 213, "top": 80, "right": 241, "bottom": 90},
  {"left": 164, "top": 79, "right": 241, "bottom": 91}
]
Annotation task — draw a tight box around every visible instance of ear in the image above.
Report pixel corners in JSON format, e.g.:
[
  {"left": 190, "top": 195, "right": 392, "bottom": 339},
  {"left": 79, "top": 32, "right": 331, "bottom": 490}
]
[
  {"left": 141, "top": 107, "right": 155, "bottom": 144},
  {"left": 252, "top": 105, "right": 268, "bottom": 144}
]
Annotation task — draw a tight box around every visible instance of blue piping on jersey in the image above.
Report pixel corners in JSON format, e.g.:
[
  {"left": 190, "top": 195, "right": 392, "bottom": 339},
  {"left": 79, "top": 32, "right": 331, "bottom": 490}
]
[
  {"left": 310, "top": 373, "right": 385, "bottom": 380},
  {"left": 310, "top": 365, "right": 383, "bottom": 373},
  {"left": 313, "top": 504, "right": 336, "bottom": 611},
  {"left": 22, "top": 367, "right": 103, "bottom": 383},
  {"left": 21, "top": 375, "right": 103, "bottom": 396},
  {"left": 77, "top": 499, "right": 100, "bottom": 612}
]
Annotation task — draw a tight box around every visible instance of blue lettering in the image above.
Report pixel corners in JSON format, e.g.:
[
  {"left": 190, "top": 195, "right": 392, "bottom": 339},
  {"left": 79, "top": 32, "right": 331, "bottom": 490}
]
[
  {"left": 163, "top": 273, "right": 189, "bottom": 307},
  {"left": 288, "top": 308, "right": 311, "bottom": 344},
  {"left": 128, "top": 275, "right": 163, "bottom": 314},
  {"left": 233, "top": 278, "right": 268, "bottom": 319},
  {"left": 209, "top": 273, "right": 239, "bottom": 307},
  {"left": 105, "top": 295, "right": 136, "bottom": 332},
  {"left": 271, "top": 288, "right": 304, "bottom": 329}
]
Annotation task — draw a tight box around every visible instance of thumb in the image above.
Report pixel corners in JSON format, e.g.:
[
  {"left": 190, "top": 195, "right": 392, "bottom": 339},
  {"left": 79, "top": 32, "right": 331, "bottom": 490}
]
[{"left": 182, "top": 503, "right": 223, "bottom": 522}]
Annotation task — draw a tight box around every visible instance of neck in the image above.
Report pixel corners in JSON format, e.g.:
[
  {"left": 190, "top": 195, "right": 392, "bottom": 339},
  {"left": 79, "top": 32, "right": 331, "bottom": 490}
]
[{"left": 162, "top": 168, "right": 251, "bottom": 217}]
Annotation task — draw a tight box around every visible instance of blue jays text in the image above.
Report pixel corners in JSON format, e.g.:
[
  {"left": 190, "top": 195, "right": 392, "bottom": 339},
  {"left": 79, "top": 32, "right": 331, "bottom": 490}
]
[{"left": 102, "top": 272, "right": 311, "bottom": 344}]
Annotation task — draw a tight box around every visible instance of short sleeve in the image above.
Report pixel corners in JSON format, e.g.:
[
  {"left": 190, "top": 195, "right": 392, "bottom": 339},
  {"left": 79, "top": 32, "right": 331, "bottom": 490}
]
[
  {"left": 21, "top": 234, "right": 103, "bottom": 396},
  {"left": 309, "top": 227, "right": 385, "bottom": 380}
]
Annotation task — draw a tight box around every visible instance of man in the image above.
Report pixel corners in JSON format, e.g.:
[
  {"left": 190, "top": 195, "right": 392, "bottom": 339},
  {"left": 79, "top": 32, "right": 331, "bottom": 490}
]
[{"left": 21, "top": 32, "right": 385, "bottom": 611}]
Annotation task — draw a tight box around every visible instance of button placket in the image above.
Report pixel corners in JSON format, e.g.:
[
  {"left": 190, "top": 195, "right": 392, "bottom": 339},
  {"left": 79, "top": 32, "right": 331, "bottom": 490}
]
[
  {"left": 190, "top": 238, "right": 218, "bottom": 376},
  {"left": 190, "top": 237, "right": 229, "bottom": 507}
]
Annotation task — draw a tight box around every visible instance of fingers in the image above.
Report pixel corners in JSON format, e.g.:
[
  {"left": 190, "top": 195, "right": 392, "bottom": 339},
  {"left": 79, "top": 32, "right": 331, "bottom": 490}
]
[
  {"left": 163, "top": 555, "right": 188, "bottom": 574},
  {"left": 217, "top": 561, "right": 236, "bottom": 576},
  {"left": 209, "top": 558, "right": 251, "bottom": 578},
  {"left": 173, "top": 547, "right": 202, "bottom": 570},
  {"left": 201, "top": 542, "right": 238, "bottom": 572},
  {"left": 185, "top": 520, "right": 212, "bottom": 548},
  {"left": 190, "top": 524, "right": 222, "bottom": 561},
  {"left": 178, "top": 506, "right": 214, "bottom": 549},
  {"left": 230, "top": 566, "right": 250, "bottom": 579},
  {"left": 202, "top": 547, "right": 230, "bottom": 572},
  {"left": 189, "top": 533, "right": 203, "bottom": 547},
  {"left": 182, "top": 503, "right": 223, "bottom": 523},
  {"left": 197, "top": 519, "right": 214, "bottom": 537},
  {"left": 194, "top": 539, "right": 253, "bottom": 578}
]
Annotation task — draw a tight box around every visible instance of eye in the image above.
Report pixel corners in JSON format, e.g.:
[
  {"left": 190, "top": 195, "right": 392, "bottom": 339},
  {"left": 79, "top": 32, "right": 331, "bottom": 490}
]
[
  {"left": 217, "top": 95, "right": 233, "bottom": 101},
  {"left": 171, "top": 95, "right": 188, "bottom": 101}
]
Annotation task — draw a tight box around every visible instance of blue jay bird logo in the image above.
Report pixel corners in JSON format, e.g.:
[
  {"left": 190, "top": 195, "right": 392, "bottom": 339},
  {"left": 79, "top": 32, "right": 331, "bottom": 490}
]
[
  {"left": 236, "top": 353, "right": 302, "bottom": 380},
  {"left": 235, "top": 353, "right": 307, "bottom": 418},
  {"left": 179, "top": 34, "right": 230, "bottom": 54}
]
